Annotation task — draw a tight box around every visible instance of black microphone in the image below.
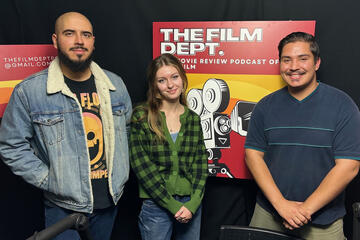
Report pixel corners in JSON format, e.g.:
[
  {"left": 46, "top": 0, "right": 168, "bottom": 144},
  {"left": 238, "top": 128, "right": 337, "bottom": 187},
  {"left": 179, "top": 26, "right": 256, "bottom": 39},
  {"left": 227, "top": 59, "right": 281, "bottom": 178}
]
[{"left": 27, "top": 213, "right": 93, "bottom": 240}]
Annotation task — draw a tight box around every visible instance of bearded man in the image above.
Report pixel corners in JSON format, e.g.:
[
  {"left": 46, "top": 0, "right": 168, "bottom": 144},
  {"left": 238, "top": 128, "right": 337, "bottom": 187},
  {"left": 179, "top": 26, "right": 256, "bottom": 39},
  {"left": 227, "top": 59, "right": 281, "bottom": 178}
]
[{"left": 0, "top": 12, "right": 132, "bottom": 240}]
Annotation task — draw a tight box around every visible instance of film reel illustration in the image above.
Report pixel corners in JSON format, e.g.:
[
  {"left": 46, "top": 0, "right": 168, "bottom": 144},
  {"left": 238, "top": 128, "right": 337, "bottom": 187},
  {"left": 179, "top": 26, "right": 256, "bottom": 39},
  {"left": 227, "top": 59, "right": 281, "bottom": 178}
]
[
  {"left": 187, "top": 78, "right": 256, "bottom": 178},
  {"left": 202, "top": 79, "right": 230, "bottom": 113}
]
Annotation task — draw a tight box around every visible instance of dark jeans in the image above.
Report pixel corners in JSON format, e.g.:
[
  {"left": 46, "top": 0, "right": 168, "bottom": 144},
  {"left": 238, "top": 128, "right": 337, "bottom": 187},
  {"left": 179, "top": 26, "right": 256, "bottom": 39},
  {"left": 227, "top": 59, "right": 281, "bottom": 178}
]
[{"left": 44, "top": 202, "right": 118, "bottom": 240}]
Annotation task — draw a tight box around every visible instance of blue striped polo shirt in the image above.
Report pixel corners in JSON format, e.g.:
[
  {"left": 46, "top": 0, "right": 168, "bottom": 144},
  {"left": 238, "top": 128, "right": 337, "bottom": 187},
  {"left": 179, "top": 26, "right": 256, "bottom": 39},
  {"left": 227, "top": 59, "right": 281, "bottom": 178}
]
[{"left": 245, "top": 82, "right": 360, "bottom": 225}]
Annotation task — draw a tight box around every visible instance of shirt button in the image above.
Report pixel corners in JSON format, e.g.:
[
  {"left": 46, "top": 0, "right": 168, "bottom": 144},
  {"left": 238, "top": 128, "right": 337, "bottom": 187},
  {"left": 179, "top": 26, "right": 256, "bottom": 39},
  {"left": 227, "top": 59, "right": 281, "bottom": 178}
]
[{"left": 172, "top": 151, "right": 177, "bottom": 156}]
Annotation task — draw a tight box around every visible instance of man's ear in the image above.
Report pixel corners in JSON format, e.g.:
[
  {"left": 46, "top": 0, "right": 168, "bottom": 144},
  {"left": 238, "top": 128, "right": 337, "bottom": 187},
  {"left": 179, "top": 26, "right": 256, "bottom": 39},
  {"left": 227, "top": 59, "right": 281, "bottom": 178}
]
[
  {"left": 315, "top": 57, "right": 321, "bottom": 71},
  {"left": 52, "top": 33, "right": 58, "bottom": 49}
]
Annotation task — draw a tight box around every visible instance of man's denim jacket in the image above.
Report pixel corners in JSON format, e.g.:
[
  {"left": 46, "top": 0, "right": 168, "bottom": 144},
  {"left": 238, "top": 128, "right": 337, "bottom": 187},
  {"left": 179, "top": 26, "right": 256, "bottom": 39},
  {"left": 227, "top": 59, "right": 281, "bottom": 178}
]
[{"left": 0, "top": 57, "right": 132, "bottom": 213}]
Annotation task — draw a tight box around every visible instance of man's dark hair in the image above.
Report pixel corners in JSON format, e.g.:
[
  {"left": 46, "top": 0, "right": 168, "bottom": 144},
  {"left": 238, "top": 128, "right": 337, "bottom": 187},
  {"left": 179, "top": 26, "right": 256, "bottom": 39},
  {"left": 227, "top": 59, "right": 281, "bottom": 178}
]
[{"left": 278, "top": 32, "right": 320, "bottom": 62}]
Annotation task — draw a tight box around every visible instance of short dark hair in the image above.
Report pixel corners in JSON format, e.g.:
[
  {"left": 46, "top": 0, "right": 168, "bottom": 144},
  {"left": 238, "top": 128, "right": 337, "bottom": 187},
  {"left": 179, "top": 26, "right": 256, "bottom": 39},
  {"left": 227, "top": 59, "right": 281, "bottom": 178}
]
[{"left": 278, "top": 32, "right": 320, "bottom": 62}]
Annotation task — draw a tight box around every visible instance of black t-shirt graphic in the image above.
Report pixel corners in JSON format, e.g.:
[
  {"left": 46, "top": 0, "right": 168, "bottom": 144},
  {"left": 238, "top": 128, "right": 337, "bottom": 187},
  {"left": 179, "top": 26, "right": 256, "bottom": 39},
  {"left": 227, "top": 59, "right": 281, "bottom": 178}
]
[{"left": 65, "top": 75, "right": 113, "bottom": 209}]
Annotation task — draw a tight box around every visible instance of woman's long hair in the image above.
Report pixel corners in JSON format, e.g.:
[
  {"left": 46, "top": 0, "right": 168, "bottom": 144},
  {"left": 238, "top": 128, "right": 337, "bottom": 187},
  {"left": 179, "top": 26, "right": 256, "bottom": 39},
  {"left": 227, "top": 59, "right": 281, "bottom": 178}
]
[{"left": 146, "top": 53, "right": 188, "bottom": 140}]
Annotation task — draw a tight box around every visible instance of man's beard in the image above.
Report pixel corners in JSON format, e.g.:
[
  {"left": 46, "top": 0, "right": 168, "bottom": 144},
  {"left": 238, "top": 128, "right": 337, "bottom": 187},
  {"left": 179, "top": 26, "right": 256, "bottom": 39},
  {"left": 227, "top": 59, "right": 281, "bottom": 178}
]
[{"left": 57, "top": 45, "right": 93, "bottom": 73}]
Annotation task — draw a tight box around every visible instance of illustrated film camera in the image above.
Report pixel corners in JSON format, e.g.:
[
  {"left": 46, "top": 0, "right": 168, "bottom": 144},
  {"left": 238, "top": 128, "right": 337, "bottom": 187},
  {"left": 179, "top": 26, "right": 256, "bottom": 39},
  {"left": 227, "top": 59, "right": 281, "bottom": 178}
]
[{"left": 187, "top": 78, "right": 256, "bottom": 178}]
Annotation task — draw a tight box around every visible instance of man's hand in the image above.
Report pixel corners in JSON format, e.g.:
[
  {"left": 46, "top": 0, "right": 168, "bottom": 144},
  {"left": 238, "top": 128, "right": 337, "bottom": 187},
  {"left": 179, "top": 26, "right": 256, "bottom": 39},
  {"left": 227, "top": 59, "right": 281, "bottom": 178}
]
[
  {"left": 174, "top": 206, "right": 193, "bottom": 223},
  {"left": 246, "top": 149, "right": 311, "bottom": 229},
  {"left": 274, "top": 199, "right": 311, "bottom": 230}
]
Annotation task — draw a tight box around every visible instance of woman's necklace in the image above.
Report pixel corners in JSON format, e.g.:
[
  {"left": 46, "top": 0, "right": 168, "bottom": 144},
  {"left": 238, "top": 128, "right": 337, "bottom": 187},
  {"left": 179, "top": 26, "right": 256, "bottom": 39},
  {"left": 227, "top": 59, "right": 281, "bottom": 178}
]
[{"left": 164, "top": 104, "right": 183, "bottom": 133}]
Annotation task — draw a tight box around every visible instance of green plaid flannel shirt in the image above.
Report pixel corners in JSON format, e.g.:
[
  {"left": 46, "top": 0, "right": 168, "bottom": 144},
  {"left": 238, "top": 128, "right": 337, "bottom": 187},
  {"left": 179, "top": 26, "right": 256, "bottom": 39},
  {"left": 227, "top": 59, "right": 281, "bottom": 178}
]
[{"left": 130, "top": 105, "right": 208, "bottom": 215}]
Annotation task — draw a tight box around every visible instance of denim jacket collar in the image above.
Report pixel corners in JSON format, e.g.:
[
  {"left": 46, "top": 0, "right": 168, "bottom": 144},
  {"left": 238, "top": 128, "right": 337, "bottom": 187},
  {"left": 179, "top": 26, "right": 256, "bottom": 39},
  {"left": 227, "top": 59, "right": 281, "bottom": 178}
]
[{"left": 47, "top": 57, "right": 116, "bottom": 95}]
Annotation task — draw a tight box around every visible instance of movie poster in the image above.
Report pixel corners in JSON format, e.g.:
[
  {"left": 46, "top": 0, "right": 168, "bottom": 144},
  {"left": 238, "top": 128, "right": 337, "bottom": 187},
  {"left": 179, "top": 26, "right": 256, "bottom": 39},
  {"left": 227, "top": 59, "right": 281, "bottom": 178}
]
[
  {"left": 153, "top": 21, "right": 316, "bottom": 178},
  {"left": 0, "top": 45, "right": 57, "bottom": 119}
]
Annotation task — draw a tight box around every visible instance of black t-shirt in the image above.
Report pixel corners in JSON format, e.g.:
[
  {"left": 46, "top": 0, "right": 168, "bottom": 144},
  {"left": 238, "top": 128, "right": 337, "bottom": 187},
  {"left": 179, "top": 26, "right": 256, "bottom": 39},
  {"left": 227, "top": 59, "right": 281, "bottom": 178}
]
[{"left": 64, "top": 75, "right": 113, "bottom": 209}]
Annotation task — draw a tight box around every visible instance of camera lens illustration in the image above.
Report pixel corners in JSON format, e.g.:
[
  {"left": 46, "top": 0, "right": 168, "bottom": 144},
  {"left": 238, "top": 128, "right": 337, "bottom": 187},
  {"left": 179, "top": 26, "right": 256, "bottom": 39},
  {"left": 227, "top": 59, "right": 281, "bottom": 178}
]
[
  {"left": 187, "top": 78, "right": 256, "bottom": 178},
  {"left": 187, "top": 89, "right": 204, "bottom": 115},
  {"left": 202, "top": 79, "right": 229, "bottom": 113}
]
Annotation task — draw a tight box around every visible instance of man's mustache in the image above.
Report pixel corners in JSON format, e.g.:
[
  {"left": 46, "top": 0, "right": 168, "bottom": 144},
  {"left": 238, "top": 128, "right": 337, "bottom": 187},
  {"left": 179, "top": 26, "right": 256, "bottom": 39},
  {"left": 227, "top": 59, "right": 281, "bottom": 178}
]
[{"left": 70, "top": 47, "right": 88, "bottom": 51}]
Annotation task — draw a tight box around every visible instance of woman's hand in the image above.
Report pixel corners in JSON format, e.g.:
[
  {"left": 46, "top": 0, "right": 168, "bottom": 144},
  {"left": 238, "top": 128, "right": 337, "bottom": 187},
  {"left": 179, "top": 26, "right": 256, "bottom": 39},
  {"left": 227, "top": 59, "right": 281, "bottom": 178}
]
[{"left": 175, "top": 206, "right": 193, "bottom": 223}]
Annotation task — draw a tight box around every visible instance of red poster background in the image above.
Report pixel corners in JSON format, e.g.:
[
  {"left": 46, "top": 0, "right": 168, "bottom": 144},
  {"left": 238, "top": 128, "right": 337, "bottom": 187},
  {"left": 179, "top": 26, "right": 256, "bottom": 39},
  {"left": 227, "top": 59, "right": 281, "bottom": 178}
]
[
  {"left": 0, "top": 45, "right": 57, "bottom": 118},
  {"left": 153, "top": 21, "right": 316, "bottom": 179}
]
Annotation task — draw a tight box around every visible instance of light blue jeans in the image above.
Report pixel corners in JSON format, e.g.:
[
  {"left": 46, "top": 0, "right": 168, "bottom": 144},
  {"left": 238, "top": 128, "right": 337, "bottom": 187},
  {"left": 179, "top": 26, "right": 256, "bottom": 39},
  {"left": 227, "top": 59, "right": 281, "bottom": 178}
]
[
  {"left": 138, "top": 196, "right": 202, "bottom": 240},
  {"left": 44, "top": 201, "right": 118, "bottom": 240}
]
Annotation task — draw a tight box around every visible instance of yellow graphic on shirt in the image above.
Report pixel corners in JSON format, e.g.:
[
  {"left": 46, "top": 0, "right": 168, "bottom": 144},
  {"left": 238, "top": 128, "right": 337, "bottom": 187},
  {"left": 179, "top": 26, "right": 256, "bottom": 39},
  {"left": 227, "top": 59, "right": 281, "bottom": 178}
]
[
  {"left": 81, "top": 92, "right": 107, "bottom": 180},
  {"left": 80, "top": 92, "right": 100, "bottom": 110}
]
